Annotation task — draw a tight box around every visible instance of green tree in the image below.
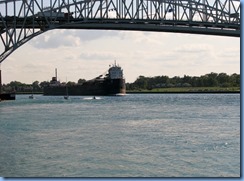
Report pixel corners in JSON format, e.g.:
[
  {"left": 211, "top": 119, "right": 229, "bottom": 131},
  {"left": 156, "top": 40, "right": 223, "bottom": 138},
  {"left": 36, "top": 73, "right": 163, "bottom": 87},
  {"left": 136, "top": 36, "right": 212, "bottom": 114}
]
[
  {"left": 8, "top": 81, "right": 24, "bottom": 91},
  {"left": 134, "top": 76, "right": 148, "bottom": 89},
  {"left": 230, "top": 73, "right": 240, "bottom": 87},
  {"left": 217, "top": 73, "right": 229, "bottom": 86},
  {"left": 67, "top": 81, "right": 76, "bottom": 86},
  {"left": 40, "top": 81, "right": 50, "bottom": 88},
  {"left": 32, "top": 81, "right": 40, "bottom": 91},
  {"left": 78, "top": 78, "right": 86, "bottom": 84},
  {"left": 170, "top": 76, "right": 181, "bottom": 86}
]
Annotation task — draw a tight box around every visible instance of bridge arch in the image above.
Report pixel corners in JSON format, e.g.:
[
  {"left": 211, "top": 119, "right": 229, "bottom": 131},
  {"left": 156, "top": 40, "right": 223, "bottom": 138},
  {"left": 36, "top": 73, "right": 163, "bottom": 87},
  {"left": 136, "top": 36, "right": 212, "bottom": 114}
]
[{"left": 0, "top": 0, "right": 240, "bottom": 63}]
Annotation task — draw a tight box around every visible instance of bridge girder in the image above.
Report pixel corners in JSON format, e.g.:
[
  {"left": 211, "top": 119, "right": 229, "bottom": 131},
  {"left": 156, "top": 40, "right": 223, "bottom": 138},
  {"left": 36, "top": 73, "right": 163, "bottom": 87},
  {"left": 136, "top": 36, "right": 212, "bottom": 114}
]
[{"left": 0, "top": 0, "right": 240, "bottom": 63}]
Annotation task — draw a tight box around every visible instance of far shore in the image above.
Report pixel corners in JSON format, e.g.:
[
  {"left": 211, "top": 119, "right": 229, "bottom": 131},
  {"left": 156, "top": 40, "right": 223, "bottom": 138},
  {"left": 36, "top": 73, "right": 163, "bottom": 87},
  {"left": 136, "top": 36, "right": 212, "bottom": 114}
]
[
  {"left": 126, "top": 91, "right": 240, "bottom": 94},
  {"left": 126, "top": 86, "right": 240, "bottom": 94},
  {"left": 13, "top": 91, "right": 240, "bottom": 95},
  {"left": 5, "top": 86, "right": 241, "bottom": 95}
]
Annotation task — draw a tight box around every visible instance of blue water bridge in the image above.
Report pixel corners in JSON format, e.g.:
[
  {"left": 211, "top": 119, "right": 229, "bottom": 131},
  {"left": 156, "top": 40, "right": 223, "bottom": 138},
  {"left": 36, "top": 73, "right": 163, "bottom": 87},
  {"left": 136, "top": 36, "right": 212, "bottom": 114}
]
[{"left": 0, "top": 0, "right": 240, "bottom": 63}]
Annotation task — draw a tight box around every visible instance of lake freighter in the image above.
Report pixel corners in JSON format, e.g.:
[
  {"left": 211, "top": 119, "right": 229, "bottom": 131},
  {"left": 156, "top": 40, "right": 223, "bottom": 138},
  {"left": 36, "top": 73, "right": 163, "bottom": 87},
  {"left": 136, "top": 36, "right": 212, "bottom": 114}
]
[{"left": 43, "top": 62, "right": 126, "bottom": 96}]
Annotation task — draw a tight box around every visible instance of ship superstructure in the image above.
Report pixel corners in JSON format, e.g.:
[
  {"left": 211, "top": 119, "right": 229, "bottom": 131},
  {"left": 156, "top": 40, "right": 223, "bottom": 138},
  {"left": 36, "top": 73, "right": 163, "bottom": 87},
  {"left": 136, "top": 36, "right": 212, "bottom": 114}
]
[
  {"left": 108, "top": 62, "right": 123, "bottom": 79},
  {"left": 43, "top": 62, "right": 126, "bottom": 96}
]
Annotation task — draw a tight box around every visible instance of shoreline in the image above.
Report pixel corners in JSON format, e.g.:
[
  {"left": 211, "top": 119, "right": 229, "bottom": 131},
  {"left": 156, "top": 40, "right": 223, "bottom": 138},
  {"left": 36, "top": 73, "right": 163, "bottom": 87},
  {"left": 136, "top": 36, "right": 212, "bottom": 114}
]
[
  {"left": 126, "top": 86, "right": 240, "bottom": 94},
  {"left": 14, "top": 91, "right": 240, "bottom": 95},
  {"left": 126, "top": 91, "right": 240, "bottom": 94}
]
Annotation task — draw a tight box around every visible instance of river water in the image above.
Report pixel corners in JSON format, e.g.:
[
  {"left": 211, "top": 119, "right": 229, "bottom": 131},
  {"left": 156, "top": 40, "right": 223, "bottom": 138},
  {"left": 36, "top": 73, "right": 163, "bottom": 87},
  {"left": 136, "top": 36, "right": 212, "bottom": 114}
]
[{"left": 0, "top": 94, "right": 240, "bottom": 177}]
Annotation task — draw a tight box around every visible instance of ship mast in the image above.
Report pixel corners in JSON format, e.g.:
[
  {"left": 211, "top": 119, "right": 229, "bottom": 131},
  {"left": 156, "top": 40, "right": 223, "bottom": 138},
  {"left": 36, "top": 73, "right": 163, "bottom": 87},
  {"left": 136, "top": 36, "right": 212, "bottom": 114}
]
[{"left": 55, "top": 68, "right": 58, "bottom": 80}]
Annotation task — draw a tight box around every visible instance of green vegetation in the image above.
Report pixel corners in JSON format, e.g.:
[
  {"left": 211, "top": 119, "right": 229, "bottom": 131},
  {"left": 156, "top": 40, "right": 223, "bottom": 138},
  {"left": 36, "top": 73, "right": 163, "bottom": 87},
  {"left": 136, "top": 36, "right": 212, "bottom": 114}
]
[
  {"left": 1, "top": 72, "right": 240, "bottom": 93},
  {"left": 126, "top": 72, "right": 240, "bottom": 93},
  {"left": 127, "top": 86, "right": 240, "bottom": 93},
  {"left": 1, "top": 80, "right": 43, "bottom": 93},
  {"left": 1, "top": 80, "right": 79, "bottom": 94}
]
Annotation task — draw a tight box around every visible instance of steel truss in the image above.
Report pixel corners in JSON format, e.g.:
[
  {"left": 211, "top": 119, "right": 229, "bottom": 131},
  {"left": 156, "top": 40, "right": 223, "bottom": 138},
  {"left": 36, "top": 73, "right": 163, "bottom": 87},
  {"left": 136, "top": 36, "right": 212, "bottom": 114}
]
[{"left": 0, "top": 0, "right": 240, "bottom": 63}]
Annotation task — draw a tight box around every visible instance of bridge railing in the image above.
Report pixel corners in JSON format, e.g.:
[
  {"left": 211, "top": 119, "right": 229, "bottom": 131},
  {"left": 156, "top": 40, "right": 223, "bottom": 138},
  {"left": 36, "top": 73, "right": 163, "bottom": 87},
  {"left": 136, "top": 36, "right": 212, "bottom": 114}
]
[{"left": 0, "top": 0, "right": 240, "bottom": 23}]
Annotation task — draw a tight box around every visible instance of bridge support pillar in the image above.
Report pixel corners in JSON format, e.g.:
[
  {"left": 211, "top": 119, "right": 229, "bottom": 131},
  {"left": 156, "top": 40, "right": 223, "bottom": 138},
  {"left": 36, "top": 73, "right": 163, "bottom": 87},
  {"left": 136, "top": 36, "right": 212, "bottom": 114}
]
[
  {"left": 0, "top": 65, "right": 15, "bottom": 101},
  {"left": 0, "top": 64, "right": 2, "bottom": 95}
]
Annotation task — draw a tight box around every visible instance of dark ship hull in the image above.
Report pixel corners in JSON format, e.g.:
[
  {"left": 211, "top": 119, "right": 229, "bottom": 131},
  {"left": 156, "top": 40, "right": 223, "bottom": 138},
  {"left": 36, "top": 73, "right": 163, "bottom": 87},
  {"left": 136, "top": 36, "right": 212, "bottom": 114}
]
[
  {"left": 0, "top": 93, "right": 16, "bottom": 100},
  {"left": 43, "top": 78, "right": 126, "bottom": 96}
]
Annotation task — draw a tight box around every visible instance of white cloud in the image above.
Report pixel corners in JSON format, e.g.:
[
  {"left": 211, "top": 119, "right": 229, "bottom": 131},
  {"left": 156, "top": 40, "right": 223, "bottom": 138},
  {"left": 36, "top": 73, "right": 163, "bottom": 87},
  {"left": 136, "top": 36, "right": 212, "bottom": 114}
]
[
  {"left": 30, "top": 30, "right": 81, "bottom": 48},
  {"left": 29, "top": 29, "right": 120, "bottom": 49},
  {"left": 79, "top": 51, "right": 116, "bottom": 60},
  {"left": 1, "top": 30, "right": 240, "bottom": 84},
  {"left": 174, "top": 44, "right": 213, "bottom": 53}
]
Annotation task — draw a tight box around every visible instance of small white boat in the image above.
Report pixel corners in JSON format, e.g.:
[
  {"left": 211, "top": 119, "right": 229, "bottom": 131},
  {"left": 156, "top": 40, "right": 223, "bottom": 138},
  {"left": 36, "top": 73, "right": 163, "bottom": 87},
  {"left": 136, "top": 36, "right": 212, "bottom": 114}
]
[{"left": 83, "top": 96, "right": 101, "bottom": 100}]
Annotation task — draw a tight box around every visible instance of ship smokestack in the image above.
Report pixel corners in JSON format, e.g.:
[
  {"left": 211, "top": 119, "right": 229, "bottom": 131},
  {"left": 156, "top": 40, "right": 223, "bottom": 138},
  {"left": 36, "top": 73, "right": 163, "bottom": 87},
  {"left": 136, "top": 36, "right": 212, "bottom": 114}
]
[{"left": 55, "top": 68, "right": 57, "bottom": 80}]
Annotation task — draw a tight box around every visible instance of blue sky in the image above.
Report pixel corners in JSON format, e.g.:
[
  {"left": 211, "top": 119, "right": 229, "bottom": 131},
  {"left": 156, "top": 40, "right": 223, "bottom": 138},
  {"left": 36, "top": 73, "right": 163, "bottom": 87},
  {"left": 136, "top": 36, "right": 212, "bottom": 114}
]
[{"left": 1, "top": 29, "right": 240, "bottom": 84}]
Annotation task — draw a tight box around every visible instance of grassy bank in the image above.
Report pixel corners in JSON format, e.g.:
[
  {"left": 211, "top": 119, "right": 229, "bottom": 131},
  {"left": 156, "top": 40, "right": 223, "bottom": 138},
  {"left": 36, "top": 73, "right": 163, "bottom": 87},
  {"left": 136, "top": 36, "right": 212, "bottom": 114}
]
[{"left": 127, "top": 87, "right": 240, "bottom": 93}]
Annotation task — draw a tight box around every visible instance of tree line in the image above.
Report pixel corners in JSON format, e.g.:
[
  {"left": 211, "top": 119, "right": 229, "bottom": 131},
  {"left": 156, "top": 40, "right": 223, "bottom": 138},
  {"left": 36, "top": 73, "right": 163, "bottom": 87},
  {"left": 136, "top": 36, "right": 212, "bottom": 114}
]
[
  {"left": 1, "top": 79, "right": 86, "bottom": 93},
  {"left": 126, "top": 72, "right": 240, "bottom": 90},
  {"left": 1, "top": 72, "right": 240, "bottom": 93}
]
